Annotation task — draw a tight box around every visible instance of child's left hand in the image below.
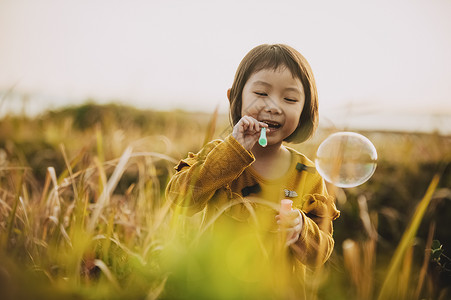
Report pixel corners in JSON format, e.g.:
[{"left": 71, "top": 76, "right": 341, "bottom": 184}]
[{"left": 275, "top": 209, "right": 303, "bottom": 246}]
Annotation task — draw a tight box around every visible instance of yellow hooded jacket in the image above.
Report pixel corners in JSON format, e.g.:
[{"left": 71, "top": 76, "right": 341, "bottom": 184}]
[{"left": 166, "top": 135, "right": 340, "bottom": 268}]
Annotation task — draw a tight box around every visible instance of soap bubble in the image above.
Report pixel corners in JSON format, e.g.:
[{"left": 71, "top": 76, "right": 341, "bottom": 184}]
[{"left": 315, "top": 132, "right": 377, "bottom": 188}]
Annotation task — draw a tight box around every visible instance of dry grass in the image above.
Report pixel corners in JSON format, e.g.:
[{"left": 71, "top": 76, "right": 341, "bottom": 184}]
[{"left": 0, "top": 103, "right": 450, "bottom": 299}]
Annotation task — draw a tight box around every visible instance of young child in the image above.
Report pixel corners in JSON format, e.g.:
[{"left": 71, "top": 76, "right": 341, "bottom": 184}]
[{"left": 166, "top": 44, "right": 340, "bottom": 296}]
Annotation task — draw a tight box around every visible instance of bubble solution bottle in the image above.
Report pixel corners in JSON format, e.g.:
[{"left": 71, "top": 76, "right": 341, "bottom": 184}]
[{"left": 280, "top": 199, "right": 293, "bottom": 214}]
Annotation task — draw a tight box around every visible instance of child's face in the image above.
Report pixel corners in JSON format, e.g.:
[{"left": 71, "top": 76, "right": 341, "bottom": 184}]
[{"left": 241, "top": 67, "right": 305, "bottom": 145}]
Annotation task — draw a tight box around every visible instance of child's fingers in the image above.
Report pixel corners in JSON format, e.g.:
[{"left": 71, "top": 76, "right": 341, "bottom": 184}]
[
  {"left": 276, "top": 210, "right": 303, "bottom": 246},
  {"left": 249, "top": 117, "right": 258, "bottom": 132},
  {"left": 284, "top": 222, "right": 303, "bottom": 246},
  {"left": 241, "top": 116, "right": 251, "bottom": 130},
  {"left": 277, "top": 217, "right": 301, "bottom": 228},
  {"left": 232, "top": 116, "right": 271, "bottom": 150},
  {"left": 236, "top": 117, "right": 256, "bottom": 137},
  {"left": 259, "top": 121, "right": 269, "bottom": 131},
  {"left": 276, "top": 210, "right": 302, "bottom": 227},
  {"left": 243, "top": 116, "right": 258, "bottom": 132},
  {"left": 286, "top": 230, "right": 301, "bottom": 246},
  {"left": 292, "top": 222, "right": 302, "bottom": 234},
  {"left": 242, "top": 116, "right": 269, "bottom": 133},
  {"left": 238, "top": 116, "right": 252, "bottom": 133}
]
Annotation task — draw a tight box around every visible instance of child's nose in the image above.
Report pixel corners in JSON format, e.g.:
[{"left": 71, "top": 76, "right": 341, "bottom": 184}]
[{"left": 263, "top": 98, "right": 282, "bottom": 114}]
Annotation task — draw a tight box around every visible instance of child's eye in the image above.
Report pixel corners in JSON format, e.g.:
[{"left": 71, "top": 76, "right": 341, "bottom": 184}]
[
  {"left": 254, "top": 92, "right": 267, "bottom": 96},
  {"left": 285, "top": 98, "right": 298, "bottom": 103}
]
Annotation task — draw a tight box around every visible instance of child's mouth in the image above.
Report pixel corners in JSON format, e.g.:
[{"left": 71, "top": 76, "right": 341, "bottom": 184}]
[{"left": 262, "top": 120, "right": 282, "bottom": 130}]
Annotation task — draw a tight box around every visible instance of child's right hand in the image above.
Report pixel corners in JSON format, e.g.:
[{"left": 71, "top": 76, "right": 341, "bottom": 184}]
[
  {"left": 232, "top": 116, "right": 268, "bottom": 151},
  {"left": 275, "top": 209, "right": 303, "bottom": 247}
]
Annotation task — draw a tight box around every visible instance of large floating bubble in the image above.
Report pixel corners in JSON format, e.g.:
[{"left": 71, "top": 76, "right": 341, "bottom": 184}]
[{"left": 315, "top": 132, "right": 377, "bottom": 188}]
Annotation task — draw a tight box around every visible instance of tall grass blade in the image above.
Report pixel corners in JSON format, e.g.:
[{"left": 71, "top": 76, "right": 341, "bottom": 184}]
[
  {"left": 377, "top": 174, "right": 440, "bottom": 300},
  {"left": 415, "top": 221, "right": 436, "bottom": 299},
  {"left": 60, "top": 143, "right": 79, "bottom": 200},
  {"left": 87, "top": 147, "right": 133, "bottom": 233},
  {"left": 399, "top": 243, "right": 414, "bottom": 299},
  {"left": 94, "top": 259, "right": 120, "bottom": 290},
  {"left": 146, "top": 277, "right": 168, "bottom": 300},
  {"left": 39, "top": 169, "right": 52, "bottom": 205},
  {"left": 96, "top": 123, "right": 105, "bottom": 164},
  {"left": 3, "top": 171, "right": 24, "bottom": 249}
]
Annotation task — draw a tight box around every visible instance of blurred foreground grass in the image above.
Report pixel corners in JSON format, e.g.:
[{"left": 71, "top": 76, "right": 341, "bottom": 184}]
[{"left": 0, "top": 103, "right": 450, "bottom": 299}]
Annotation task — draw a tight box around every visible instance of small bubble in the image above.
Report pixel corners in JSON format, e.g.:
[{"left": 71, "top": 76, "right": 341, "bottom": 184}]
[{"left": 315, "top": 132, "right": 377, "bottom": 188}]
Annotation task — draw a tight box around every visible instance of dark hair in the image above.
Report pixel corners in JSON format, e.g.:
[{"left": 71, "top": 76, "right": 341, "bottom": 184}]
[{"left": 229, "top": 44, "right": 318, "bottom": 143}]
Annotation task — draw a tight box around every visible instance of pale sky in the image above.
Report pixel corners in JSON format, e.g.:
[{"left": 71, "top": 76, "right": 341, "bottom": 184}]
[{"left": 1, "top": 0, "right": 451, "bottom": 133}]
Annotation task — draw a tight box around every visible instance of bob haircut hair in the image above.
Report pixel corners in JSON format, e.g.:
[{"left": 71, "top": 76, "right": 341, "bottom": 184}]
[{"left": 229, "top": 44, "right": 318, "bottom": 144}]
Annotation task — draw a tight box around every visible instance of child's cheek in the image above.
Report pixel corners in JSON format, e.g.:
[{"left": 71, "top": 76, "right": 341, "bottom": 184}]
[{"left": 242, "top": 98, "right": 265, "bottom": 117}]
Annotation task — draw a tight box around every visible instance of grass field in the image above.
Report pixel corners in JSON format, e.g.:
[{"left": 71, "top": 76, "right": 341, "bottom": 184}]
[{"left": 0, "top": 103, "right": 450, "bottom": 299}]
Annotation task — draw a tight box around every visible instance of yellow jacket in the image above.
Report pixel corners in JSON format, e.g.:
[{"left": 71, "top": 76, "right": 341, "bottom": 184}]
[{"left": 166, "top": 135, "right": 340, "bottom": 269}]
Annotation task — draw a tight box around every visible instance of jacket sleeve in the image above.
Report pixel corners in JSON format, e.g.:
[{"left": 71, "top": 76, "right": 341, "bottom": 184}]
[
  {"left": 165, "top": 135, "right": 255, "bottom": 214},
  {"left": 290, "top": 176, "right": 340, "bottom": 267}
]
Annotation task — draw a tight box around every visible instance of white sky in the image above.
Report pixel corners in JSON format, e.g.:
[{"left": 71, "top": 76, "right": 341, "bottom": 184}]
[{"left": 1, "top": 0, "right": 451, "bottom": 133}]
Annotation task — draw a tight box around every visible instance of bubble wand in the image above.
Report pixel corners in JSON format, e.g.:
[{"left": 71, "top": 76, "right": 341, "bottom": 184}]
[{"left": 259, "top": 127, "right": 267, "bottom": 147}]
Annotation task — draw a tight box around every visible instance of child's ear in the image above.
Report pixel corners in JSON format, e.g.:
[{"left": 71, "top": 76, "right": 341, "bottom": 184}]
[{"left": 227, "top": 89, "right": 231, "bottom": 102}]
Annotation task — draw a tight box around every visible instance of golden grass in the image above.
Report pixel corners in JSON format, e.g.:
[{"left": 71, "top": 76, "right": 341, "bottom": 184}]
[{"left": 0, "top": 104, "right": 450, "bottom": 299}]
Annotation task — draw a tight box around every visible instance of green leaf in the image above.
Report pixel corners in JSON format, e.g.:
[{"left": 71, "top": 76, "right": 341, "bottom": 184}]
[
  {"left": 431, "top": 240, "right": 442, "bottom": 250},
  {"left": 431, "top": 248, "right": 443, "bottom": 260}
]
